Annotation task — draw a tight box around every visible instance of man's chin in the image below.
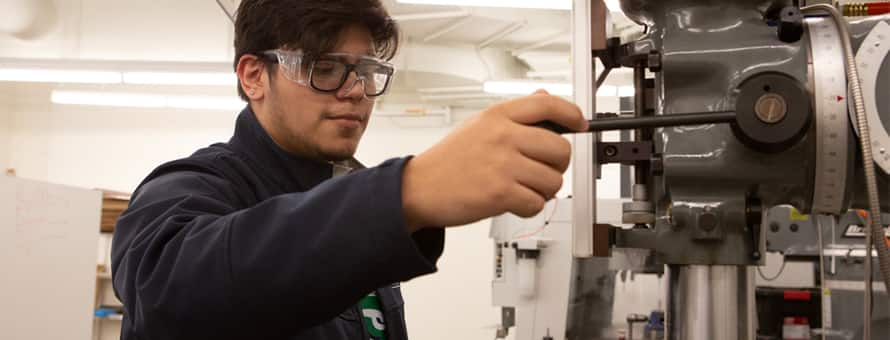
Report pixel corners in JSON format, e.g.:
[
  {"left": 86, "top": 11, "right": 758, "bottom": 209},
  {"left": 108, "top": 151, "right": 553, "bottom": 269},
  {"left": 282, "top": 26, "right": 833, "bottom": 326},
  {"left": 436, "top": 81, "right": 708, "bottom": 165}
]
[{"left": 318, "top": 143, "right": 359, "bottom": 162}]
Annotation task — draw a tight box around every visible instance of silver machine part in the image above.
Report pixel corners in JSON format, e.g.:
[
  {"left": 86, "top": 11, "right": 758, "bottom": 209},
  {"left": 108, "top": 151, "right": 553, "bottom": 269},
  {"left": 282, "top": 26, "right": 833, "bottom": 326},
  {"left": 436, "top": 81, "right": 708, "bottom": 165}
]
[
  {"left": 807, "top": 17, "right": 850, "bottom": 215},
  {"left": 753, "top": 93, "right": 788, "bottom": 124},
  {"left": 623, "top": 184, "right": 655, "bottom": 224},
  {"left": 671, "top": 265, "right": 753, "bottom": 340}
]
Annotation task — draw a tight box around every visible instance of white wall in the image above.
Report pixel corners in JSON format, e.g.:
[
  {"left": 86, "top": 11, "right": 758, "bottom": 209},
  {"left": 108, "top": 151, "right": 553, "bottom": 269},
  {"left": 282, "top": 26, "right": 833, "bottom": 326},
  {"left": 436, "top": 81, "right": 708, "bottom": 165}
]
[
  {"left": 402, "top": 221, "right": 501, "bottom": 340},
  {"left": 8, "top": 102, "right": 237, "bottom": 192},
  {"left": 0, "top": 99, "right": 10, "bottom": 172}
]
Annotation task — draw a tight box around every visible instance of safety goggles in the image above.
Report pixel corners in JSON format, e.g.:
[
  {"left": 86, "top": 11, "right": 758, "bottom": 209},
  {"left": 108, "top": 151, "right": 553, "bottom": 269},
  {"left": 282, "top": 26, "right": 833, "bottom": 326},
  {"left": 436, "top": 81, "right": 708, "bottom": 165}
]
[{"left": 260, "top": 49, "right": 395, "bottom": 97}]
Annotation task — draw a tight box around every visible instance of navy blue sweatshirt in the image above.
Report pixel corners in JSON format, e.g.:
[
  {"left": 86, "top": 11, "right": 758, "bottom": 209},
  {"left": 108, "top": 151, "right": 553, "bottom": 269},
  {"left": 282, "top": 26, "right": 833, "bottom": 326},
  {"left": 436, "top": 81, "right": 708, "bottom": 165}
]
[{"left": 111, "top": 106, "right": 445, "bottom": 340}]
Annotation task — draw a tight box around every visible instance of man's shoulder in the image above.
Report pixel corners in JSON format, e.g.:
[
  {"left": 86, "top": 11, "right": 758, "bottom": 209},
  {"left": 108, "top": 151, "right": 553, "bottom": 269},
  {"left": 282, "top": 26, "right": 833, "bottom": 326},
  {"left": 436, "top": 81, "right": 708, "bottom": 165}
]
[
  {"left": 150, "top": 142, "right": 241, "bottom": 180},
  {"left": 131, "top": 142, "right": 257, "bottom": 206}
]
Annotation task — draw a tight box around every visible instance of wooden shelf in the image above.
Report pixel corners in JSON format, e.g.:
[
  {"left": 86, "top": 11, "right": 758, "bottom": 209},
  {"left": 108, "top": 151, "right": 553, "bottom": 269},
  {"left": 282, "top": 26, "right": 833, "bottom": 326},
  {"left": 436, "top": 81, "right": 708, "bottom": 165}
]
[{"left": 98, "top": 190, "right": 131, "bottom": 233}]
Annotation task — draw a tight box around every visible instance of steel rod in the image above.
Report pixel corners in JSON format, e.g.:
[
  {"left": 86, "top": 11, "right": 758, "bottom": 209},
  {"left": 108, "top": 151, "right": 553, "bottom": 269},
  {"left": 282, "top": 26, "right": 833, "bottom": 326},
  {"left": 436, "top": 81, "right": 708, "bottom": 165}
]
[{"left": 535, "top": 111, "right": 737, "bottom": 134}]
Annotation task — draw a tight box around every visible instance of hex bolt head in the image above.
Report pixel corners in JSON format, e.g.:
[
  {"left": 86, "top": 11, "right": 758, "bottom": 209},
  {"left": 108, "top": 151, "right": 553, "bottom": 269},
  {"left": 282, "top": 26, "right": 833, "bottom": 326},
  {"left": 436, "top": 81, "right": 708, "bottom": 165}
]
[{"left": 698, "top": 212, "right": 718, "bottom": 232}]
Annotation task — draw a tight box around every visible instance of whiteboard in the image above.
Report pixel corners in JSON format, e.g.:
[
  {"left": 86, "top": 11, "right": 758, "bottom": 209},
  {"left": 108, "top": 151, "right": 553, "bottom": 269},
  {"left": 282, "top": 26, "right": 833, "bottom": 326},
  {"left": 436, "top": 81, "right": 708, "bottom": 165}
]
[{"left": 0, "top": 175, "right": 101, "bottom": 340}]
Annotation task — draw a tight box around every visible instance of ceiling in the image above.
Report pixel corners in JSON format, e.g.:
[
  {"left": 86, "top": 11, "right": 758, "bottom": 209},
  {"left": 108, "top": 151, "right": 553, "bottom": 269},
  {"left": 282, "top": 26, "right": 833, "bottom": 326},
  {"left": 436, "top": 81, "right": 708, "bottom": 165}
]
[{"left": 0, "top": 0, "right": 641, "bottom": 115}]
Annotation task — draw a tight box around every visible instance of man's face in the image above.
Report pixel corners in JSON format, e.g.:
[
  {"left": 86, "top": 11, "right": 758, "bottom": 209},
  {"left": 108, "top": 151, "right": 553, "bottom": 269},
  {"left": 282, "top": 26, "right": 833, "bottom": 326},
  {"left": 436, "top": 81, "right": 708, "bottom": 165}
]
[{"left": 262, "top": 25, "right": 376, "bottom": 161}]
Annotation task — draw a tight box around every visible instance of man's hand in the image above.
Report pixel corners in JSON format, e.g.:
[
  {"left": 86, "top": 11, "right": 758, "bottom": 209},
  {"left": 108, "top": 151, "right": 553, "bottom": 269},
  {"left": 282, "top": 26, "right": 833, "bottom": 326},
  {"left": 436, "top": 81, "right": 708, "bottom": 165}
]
[{"left": 401, "top": 90, "right": 587, "bottom": 232}]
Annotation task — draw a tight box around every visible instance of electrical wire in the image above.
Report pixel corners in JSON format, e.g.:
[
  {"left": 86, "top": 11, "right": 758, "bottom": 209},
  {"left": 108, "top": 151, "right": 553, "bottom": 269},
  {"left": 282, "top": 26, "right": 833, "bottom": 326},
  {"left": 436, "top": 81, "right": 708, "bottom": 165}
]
[
  {"left": 510, "top": 199, "right": 560, "bottom": 241},
  {"left": 756, "top": 253, "right": 787, "bottom": 281}
]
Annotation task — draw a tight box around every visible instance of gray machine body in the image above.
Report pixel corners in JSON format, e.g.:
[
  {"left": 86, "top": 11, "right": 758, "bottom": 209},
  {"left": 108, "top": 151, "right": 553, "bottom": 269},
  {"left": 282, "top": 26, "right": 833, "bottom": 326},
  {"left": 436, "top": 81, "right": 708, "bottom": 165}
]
[
  {"left": 612, "top": 1, "right": 890, "bottom": 340},
  {"left": 631, "top": 0, "right": 815, "bottom": 266},
  {"left": 622, "top": 0, "right": 890, "bottom": 266},
  {"left": 493, "top": 1, "right": 890, "bottom": 339}
]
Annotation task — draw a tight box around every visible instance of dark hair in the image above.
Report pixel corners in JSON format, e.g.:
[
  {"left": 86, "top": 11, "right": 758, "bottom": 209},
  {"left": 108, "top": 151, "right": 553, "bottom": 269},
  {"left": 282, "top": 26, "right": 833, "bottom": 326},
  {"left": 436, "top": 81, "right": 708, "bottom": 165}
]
[{"left": 233, "top": 0, "right": 399, "bottom": 101}]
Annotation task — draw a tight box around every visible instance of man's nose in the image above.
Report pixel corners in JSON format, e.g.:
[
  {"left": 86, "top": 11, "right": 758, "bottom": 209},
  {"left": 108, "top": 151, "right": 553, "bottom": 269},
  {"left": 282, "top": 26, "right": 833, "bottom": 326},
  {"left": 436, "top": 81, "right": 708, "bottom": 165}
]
[{"left": 337, "top": 71, "right": 367, "bottom": 100}]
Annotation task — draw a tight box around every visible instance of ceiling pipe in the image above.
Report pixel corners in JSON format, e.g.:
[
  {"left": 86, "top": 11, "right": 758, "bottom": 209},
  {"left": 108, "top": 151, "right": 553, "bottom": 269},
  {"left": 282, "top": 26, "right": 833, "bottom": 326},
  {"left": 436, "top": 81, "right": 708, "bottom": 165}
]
[
  {"left": 477, "top": 21, "right": 526, "bottom": 49},
  {"left": 422, "top": 16, "right": 473, "bottom": 43},
  {"left": 392, "top": 10, "right": 470, "bottom": 21}
]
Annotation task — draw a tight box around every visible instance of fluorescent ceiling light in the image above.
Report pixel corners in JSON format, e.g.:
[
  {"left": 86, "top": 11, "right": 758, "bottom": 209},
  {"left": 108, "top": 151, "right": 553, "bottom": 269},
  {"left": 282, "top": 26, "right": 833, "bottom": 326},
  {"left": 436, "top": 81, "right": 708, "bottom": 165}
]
[
  {"left": 166, "top": 95, "right": 245, "bottom": 110},
  {"left": 483, "top": 80, "right": 572, "bottom": 96},
  {"left": 0, "top": 68, "right": 236, "bottom": 86},
  {"left": 123, "top": 72, "right": 237, "bottom": 86},
  {"left": 51, "top": 91, "right": 164, "bottom": 108},
  {"left": 51, "top": 90, "right": 246, "bottom": 111},
  {"left": 0, "top": 68, "right": 121, "bottom": 84},
  {"left": 397, "top": 0, "right": 570, "bottom": 10}
]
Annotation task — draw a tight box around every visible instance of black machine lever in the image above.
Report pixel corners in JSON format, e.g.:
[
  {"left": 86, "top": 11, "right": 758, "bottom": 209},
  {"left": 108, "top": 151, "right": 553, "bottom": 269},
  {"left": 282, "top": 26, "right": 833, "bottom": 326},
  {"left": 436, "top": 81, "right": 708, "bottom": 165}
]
[{"left": 535, "top": 111, "right": 737, "bottom": 134}]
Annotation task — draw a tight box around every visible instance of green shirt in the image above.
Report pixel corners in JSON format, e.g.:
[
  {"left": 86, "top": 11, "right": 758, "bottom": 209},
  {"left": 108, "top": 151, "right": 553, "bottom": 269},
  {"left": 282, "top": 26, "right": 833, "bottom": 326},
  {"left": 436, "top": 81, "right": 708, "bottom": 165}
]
[
  {"left": 333, "top": 163, "right": 387, "bottom": 339},
  {"left": 359, "top": 292, "right": 386, "bottom": 340}
]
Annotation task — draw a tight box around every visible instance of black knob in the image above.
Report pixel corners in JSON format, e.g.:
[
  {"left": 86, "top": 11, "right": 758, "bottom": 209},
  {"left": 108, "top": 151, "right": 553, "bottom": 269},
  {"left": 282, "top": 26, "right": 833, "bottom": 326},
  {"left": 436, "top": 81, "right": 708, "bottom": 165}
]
[
  {"left": 778, "top": 6, "right": 804, "bottom": 43},
  {"left": 732, "top": 72, "right": 811, "bottom": 153}
]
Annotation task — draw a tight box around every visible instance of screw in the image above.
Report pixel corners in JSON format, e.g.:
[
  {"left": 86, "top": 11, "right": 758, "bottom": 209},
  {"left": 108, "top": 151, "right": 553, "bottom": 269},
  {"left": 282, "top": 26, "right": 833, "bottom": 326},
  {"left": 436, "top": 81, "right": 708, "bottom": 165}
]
[
  {"left": 790, "top": 224, "right": 799, "bottom": 232},
  {"left": 754, "top": 93, "right": 788, "bottom": 124},
  {"left": 604, "top": 145, "right": 618, "bottom": 157},
  {"left": 770, "top": 222, "right": 780, "bottom": 232},
  {"left": 698, "top": 212, "right": 718, "bottom": 232}
]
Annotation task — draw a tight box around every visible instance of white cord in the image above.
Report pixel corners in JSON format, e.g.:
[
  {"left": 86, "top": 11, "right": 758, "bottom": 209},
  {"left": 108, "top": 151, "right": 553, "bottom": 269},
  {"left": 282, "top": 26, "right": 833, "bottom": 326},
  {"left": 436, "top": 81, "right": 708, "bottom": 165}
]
[
  {"left": 817, "top": 215, "right": 829, "bottom": 340},
  {"left": 756, "top": 254, "right": 787, "bottom": 281}
]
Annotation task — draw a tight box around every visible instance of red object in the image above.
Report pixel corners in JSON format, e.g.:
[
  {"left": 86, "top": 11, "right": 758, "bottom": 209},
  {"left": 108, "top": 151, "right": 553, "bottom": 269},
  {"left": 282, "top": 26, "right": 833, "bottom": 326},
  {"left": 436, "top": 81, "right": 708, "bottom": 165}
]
[
  {"left": 783, "top": 290, "right": 811, "bottom": 301},
  {"left": 867, "top": 2, "right": 890, "bottom": 15},
  {"left": 857, "top": 209, "right": 869, "bottom": 219},
  {"left": 784, "top": 316, "right": 809, "bottom": 325},
  {"left": 837, "top": 95, "right": 844, "bottom": 102}
]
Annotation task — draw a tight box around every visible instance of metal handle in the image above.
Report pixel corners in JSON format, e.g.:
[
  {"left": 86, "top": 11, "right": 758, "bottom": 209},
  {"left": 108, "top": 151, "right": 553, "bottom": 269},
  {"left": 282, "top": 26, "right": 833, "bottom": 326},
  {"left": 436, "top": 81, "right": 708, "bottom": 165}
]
[{"left": 534, "top": 111, "right": 737, "bottom": 134}]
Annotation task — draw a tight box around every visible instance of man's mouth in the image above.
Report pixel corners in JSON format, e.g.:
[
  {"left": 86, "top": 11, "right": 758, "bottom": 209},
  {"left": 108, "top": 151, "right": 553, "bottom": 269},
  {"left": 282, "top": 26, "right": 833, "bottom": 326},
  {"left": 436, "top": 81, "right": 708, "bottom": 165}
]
[{"left": 325, "top": 113, "right": 365, "bottom": 129}]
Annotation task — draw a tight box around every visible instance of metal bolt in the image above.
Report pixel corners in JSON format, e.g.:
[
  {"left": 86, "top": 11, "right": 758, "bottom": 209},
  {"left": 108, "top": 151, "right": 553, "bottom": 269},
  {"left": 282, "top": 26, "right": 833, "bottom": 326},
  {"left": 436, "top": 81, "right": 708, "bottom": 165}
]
[
  {"left": 770, "top": 222, "right": 780, "bottom": 232},
  {"left": 790, "top": 224, "right": 799, "bottom": 232},
  {"left": 604, "top": 145, "right": 618, "bottom": 157},
  {"left": 698, "top": 212, "right": 718, "bottom": 232},
  {"left": 754, "top": 93, "right": 788, "bottom": 124}
]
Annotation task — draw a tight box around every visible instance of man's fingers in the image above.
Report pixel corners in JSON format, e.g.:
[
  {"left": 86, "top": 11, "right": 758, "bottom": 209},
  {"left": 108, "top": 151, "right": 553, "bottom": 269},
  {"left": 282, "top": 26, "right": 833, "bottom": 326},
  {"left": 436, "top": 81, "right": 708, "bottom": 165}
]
[
  {"left": 511, "top": 154, "right": 564, "bottom": 200},
  {"left": 503, "top": 182, "right": 548, "bottom": 218},
  {"left": 497, "top": 94, "right": 587, "bottom": 133},
  {"left": 511, "top": 125, "right": 572, "bottom": 173}
]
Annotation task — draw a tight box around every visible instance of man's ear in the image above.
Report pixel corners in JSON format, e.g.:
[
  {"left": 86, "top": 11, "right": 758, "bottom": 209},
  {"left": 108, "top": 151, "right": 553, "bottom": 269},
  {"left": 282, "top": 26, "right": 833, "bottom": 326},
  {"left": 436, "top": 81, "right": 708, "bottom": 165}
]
[{"left": 236, "top": 54, "right": 267, "bottom": 101}]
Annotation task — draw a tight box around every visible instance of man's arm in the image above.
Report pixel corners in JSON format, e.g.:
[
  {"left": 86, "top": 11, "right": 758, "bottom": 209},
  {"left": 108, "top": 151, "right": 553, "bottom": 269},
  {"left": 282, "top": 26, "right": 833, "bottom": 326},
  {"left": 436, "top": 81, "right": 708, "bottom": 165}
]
[{"left": 111, "top": 157, "right": 443, "bottom": 339}]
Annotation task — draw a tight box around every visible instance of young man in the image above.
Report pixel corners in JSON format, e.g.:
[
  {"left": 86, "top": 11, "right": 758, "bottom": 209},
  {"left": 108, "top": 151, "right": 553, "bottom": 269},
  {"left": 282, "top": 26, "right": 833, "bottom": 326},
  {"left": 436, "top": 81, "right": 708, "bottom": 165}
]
[{"left": 110, "top": 0, "right": 587, "bottom": 339}]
